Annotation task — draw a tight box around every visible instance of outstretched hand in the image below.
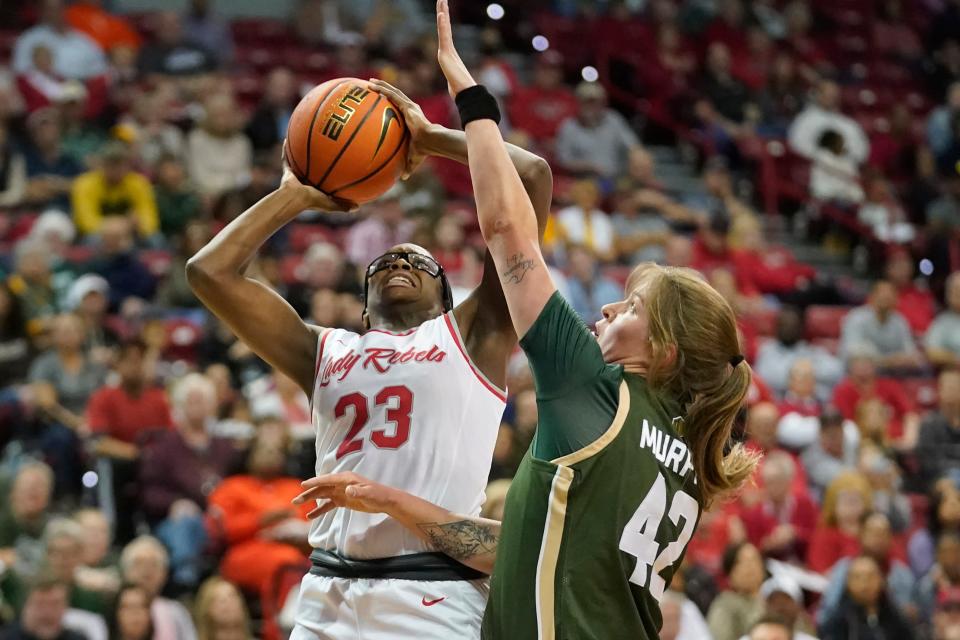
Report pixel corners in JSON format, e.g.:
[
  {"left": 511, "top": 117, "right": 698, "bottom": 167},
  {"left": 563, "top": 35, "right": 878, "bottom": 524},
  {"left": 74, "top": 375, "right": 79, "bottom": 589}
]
[
  {"left": 292, "top": 471, "right": 397, "bottom": 519},
  {"left": 280, "top": 142, "right": 358, "bottom": 212},
  {"left": 368, "top": 79, "right": 435, "bottom": 180},
  {"left": 436, "top": 0, "right": 477, "bottom": 98}
]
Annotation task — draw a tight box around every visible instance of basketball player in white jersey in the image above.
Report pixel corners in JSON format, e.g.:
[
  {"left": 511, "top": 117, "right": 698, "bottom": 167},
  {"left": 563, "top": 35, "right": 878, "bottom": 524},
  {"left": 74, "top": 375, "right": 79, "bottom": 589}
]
[{"left": 186, "top": 95, "right": 551, "bottom": 636}]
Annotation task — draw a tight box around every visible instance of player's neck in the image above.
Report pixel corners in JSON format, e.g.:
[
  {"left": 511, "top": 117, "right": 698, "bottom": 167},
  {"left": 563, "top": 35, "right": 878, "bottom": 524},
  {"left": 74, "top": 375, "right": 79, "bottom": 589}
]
[{"left": 368, "top": 308, "right": 442, "bottom": 333}]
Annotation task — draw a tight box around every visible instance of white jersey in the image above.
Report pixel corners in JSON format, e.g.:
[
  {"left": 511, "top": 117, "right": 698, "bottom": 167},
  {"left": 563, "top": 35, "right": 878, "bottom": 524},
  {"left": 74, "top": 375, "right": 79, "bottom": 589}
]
[{"left": 308, "top": 311, "right": 507, "bottom": 559}]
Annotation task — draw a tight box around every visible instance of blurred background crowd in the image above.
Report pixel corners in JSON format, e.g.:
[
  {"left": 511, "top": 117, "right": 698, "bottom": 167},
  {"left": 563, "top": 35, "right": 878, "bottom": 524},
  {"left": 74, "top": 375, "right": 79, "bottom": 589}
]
[{"left": 0, "top": 0, "right": 959, "bottom": 639}]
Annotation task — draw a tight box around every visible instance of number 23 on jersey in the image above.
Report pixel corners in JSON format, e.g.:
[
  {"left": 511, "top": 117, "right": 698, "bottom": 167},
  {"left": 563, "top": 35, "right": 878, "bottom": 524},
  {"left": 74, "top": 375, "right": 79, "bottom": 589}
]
[{"left": 619, "top": 472, "right": 699, "bottom": 602}]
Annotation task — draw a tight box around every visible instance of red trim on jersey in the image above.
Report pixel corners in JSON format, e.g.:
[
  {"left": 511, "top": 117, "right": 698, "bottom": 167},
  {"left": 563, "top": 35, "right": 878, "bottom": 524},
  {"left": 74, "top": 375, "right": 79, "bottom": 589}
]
[
  {"left": 442, "top": 313, "right": 507, "bottom": 403},
  {"left": 365, "top": 327, "right": 418, "bottom": 336}
]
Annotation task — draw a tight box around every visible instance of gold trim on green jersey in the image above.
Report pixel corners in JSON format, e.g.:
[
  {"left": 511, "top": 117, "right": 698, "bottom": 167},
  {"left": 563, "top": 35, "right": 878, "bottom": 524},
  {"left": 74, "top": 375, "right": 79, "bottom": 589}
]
[
  {"left": 551, "top": 380, "right": 631, "bottom": 466},
  {"left": 535, "top": 465, "right": 574, "bottom": 639}
]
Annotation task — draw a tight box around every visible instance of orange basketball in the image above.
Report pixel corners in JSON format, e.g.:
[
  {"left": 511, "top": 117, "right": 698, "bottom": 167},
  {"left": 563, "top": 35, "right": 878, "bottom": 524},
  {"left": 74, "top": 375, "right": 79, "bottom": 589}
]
[{"left": 285, "top": 78, "right": 409, "bottom": 204}]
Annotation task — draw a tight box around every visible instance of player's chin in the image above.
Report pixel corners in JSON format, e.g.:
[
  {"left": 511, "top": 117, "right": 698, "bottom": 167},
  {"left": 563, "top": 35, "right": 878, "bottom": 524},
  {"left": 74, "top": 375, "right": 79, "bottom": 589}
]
[{"left": 378, "top": 285, "right": 422, "bottom": 304}]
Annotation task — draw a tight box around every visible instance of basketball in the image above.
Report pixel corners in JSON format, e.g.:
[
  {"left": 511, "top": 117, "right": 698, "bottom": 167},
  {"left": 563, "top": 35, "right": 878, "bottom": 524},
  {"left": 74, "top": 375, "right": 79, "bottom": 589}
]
[{"left": 284, "top": 78, "right": 410, "bottom": 204}]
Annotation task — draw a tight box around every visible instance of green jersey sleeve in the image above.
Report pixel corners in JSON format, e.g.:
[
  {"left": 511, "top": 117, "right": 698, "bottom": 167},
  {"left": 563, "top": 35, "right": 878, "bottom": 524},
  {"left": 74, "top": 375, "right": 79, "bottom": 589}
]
[{"left": 519, "top": 291, "right": 622, "bottom": 461}]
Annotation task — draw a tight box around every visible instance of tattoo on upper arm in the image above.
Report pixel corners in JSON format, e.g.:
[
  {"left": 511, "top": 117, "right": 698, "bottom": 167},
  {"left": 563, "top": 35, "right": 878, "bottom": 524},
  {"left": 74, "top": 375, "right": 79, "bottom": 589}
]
[
  {"left": 417, "top": 520, "right": 499, "bottom": 561},
  {"left": 503, "top": 253, "right": 537, "bottom": 285}
]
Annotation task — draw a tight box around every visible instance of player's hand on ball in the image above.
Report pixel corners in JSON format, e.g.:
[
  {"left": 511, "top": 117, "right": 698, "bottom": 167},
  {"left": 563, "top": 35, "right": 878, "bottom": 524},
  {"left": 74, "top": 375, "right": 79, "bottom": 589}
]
[
  {"left": 436, "top": 0, "right": 476, "bottom": 98},
  {"left": 293, "top": 471, "right": 396, "bottom": 519},
  {"left": 368, "top": 79, "right": 435, "bottom": 180},
  {"left": 280, "top": 145, "right": 358, "bottom": 212}
]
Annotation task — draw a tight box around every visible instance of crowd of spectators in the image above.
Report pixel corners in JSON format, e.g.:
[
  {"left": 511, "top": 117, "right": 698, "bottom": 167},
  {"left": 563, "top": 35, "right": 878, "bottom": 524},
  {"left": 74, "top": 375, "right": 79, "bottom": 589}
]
[{"left": 0, "top": 0, "right": 959, "bottom": 639}]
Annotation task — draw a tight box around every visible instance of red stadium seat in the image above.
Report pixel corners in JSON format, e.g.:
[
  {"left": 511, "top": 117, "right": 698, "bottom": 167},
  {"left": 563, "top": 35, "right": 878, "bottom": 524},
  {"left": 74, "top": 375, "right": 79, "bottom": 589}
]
[{"left": 805, "top": 305, "right": 851, "bottom": 340}]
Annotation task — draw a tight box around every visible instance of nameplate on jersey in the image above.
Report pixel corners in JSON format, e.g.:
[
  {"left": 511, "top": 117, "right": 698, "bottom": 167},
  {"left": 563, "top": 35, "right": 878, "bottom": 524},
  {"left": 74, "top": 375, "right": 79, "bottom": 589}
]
[
  {"left": 318, "top": 346, "right": 447, "bottom": 387},
  {"left": 639, "top": 419, "right": 696, "bottom": 483}
]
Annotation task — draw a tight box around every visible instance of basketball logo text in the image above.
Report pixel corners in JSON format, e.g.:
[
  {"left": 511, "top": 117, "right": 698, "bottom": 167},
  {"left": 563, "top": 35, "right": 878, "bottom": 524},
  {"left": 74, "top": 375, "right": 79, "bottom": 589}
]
[{"left": 322, "top": 85, "right": 371, "bottom": 141}]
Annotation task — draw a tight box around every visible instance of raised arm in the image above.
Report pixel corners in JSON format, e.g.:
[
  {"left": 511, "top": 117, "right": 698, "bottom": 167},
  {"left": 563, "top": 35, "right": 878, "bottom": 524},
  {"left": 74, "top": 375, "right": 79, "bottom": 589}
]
[
  {"left": 293, "top": 472, "right": 500, "bottom": 574},
  {"left": 368, "top": 79, "right": 552, "bottom": 386},
  {"left": 435, "top": 0, "right": 555, "bottom": 338},
  {"left": 186, "top": 163, "right": 355, "bottom": 395}
]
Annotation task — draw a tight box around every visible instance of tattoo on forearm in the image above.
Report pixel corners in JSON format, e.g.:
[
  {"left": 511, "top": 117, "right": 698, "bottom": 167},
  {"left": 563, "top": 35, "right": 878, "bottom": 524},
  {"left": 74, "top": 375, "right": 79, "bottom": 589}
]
[
  {"left": 503, "top": 253, "right": 536, "bottom": 285},
  {"left": 417, "top": 520, "right": 499, "bottom": 561}
]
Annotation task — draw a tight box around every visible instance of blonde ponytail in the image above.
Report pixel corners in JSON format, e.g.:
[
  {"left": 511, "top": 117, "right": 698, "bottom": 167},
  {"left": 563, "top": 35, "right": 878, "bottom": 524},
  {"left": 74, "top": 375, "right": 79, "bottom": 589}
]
[{"left": 630, "top": 264, "right": 760, "bottom": 508}]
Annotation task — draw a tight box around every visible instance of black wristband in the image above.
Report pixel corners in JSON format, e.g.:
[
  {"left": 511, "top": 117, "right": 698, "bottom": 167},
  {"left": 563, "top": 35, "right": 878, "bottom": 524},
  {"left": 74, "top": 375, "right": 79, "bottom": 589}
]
[{"left": 455, "top": 85, "right": 501, "bottom": 128}]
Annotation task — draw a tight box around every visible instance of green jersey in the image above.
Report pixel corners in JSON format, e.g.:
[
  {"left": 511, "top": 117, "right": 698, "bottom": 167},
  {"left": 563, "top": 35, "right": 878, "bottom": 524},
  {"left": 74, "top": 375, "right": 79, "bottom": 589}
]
[{"left": 482, "top": 293, "right": 701, "bottom": 640}]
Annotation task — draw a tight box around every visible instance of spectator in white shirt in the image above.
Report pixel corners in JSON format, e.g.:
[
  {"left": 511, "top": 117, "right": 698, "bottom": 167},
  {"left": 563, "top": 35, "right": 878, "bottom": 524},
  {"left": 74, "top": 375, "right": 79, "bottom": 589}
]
[{"left": 13, "top": 0, "right": 108, "bottom": 81}]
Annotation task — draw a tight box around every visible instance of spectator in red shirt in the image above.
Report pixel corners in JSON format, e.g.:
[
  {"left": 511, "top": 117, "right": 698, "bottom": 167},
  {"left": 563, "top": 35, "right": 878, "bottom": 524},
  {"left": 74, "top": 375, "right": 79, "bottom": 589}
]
[
  {"left": 729, "top": 215, "right": 816, "bottom": 298},
  {"left": 741, "top": 451, "right": 818, "bottom": 563},
  {"left": 508, "top": 51, "right": 578, "bottom": 146},
  {"left": 807, "top": 470, "right": 874, "bottom": 574},
  {"left": 886, "top": 248, "right": 936, "bottom": 336},
  {"left": 692, "top": 215, "right": 757, "bottom": 297},
  {"left": 831, "top": 345, "right": 919, "bottom": 447},
  {"left": 87, "top": 340, "right": 172, "bottom": 461}
]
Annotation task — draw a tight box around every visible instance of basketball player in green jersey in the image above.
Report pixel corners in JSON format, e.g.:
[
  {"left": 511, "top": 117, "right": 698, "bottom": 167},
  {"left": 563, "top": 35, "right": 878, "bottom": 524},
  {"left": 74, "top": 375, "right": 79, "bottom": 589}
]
[{"left": 292, "top": 1, "right": 759, "bottom": 637}]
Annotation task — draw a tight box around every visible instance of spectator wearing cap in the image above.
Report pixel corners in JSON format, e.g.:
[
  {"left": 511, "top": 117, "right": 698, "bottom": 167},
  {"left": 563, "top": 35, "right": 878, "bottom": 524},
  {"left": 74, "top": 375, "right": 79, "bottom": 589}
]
[
  {"left": 553, "top": 179, "right": 617, "bottom": 264},
  {"left": 137, "top": 11, "right": 216, "bottom": 78},
  {"left": 818, "top": 512, "right": 914, "bottom": 624},
  {"left": 914, "top": 532, "right": 960, "bottom": 622},
  {"left": 22, "top": 108, "right": 82, "bottom": 210},
  {"left": 0, "top": 573, "right": 88, "bottom": 640},
  {"left": 72, "top": 142, "right": 159, "bottom": 240},
  {"left": 509, "top": 51, "right": 579, "bottom": 145},
  {"left": 918, "top": 371, "right": 960, "bottom": 489},
  {"left": 186, "top": 92, "right": 252, "bottom": 200},
  {"left": 706, "top": 542, "right": 766, "bottom": 640},
  {"left": 807, "top": 471, "right": 873, "bottom": 574},
  {"left": 87, "top": 217, "right": 156, "bottom": 309},
  {"left": 755, "top": 307, "right": 845, "bottom": 403},
  {"left": 831, "top": 345, "right": 919, "bottom": 448},
  {"left": 926, "top": 273, "right": 960, "bottom": 370},
  {"left": 932, "top": 585, "right": 960, "bottom": 640},
  {"left": 740, "top": 451, "right": 818, "bottom": 563},
  {"left": 801, "top": 407, "right": 858, "bottom": 496},
  {"left": 12, "top": 0, "right": 108, "bottom": 81},
  {"left": 139, "top": 374, "right": 238, "bottom": 590},
  {"left": 66, "top": 274, "right": 118, "bottom": 361},
  {"left": 246, "top": 67, "right": 297, "bottom": 153},
  {"left": 555, "top": 81, "right": 643, "bottom": 183},
  {"left": 740, "top": 576, "right": 817, "bottom": 640},
  {"left": 344, "top": 187, "right": 416, "bottom": 267},
  {"left": 818, "top": 554, "right": 914, "bottom": 640}
]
